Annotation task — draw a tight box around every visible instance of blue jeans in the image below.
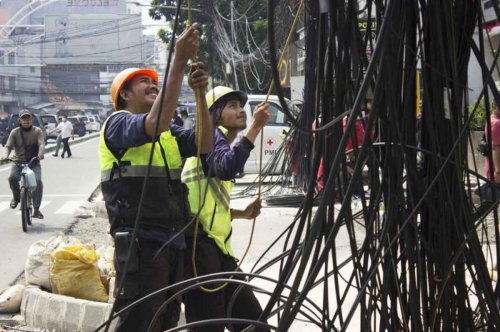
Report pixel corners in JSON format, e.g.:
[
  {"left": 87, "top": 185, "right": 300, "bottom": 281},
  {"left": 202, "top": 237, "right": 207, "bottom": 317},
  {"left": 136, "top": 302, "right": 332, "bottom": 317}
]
[{"left": 8, "top": 163, "right": 43, "bottom": 209}]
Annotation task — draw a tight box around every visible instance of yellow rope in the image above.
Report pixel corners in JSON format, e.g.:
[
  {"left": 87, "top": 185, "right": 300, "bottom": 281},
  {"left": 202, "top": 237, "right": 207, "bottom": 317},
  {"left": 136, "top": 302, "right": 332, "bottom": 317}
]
[
  {"left": 187, "top": 0, "right": 193, "bottom": 27},
  {"left": 186, "top": 0, "right": 227, "bottom": 293},
  {"left": 190, "top": 0, "right": 306, "bottom": 293}
]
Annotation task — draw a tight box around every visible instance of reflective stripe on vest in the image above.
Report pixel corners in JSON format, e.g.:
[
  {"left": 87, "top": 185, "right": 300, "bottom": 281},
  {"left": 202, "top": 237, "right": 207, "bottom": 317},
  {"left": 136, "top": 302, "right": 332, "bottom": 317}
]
[
  {"left": 182, "top": 165, "right": 230, "bottom": 210},
  {"left": 99, "top": 110, "right": 183, "bottom": 180},
  {"left": 181, "top": 155, "right": 235, "bottom": 256}
]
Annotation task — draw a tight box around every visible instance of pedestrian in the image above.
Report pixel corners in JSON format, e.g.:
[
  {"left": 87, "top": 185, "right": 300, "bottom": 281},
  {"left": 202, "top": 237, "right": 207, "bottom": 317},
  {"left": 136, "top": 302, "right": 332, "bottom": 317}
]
[
  {"left": 0, "top": 110, "right": 45, "bottom": 219},
  {"left": 181, "top": 86, "right": 270, "bottom": 332},
  {"left": 343, "top": 99, "right": 374, "bottom": 173},
  {"left": 50, "top": 117, "right": 63, "bottom": 157},
  {"left": 99, "top": 23, "right": 212, "bottom": 332},
  {"left": 55, "top": 116, "right": 73, "bottom": 158},
  {"left": 172, "top": 110, "right": 184, "bottom": 126},
  {"left": 181, "top": 109, "right": 194, "bottom": 129},
  {"left": 478, "top": 99, "right": 500, "bottom": 200}
]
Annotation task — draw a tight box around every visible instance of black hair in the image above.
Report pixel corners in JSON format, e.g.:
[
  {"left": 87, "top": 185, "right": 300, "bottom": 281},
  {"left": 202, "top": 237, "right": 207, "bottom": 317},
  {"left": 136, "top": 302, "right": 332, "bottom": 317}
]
[
  {"left": 211, "top": 94, "right": 243, "bottom": 124},
  {"left": 116, "top": 80, "right": 132, "bottom": 110}
]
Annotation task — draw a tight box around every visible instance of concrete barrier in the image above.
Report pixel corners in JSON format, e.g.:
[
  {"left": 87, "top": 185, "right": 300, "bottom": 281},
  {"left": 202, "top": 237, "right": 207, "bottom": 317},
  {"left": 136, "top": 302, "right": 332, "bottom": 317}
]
[{"left": 21, "top": 286, "right": 116, "bottom": 332}]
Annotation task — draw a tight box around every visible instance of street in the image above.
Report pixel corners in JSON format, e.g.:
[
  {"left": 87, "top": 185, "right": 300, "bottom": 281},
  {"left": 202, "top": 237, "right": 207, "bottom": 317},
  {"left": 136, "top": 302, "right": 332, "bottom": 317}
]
[{"left": 0, "top": 137, "right": 100, "bottom": 288}]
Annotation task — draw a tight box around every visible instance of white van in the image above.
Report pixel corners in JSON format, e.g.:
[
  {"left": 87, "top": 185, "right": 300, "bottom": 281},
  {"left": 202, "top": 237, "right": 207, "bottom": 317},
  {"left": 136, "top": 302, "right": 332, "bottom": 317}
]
[
  {"left": 85, "top": 115, "right": 101, "bottom": 132},
  {"left": 180, "top": 95, "right": 295, "bottom": 174},
  {"left": 238, "top": 95, "right": 295, "bottom": 174}
]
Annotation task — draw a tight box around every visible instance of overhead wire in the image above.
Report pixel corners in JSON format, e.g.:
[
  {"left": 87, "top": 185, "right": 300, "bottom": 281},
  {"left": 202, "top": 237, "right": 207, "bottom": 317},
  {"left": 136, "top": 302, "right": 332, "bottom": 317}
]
[{"left": 92, "top": 0, "right": 500, "bottom": 330}]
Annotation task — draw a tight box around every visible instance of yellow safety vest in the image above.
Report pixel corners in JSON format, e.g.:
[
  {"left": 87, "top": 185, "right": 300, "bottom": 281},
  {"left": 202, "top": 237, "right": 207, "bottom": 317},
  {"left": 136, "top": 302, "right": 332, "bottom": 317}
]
[
  {"left": 181, "top": 127, "right": 235, "bottom": 256},
  {"left": 100, "top": 111, "right": 190, "bottom": 234}
]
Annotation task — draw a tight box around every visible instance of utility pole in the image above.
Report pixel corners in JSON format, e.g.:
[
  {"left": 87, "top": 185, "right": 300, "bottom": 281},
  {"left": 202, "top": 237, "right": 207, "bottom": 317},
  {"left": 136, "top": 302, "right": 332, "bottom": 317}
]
[{"left": 230, "top": 0, "right": 239, "bottom": 90}]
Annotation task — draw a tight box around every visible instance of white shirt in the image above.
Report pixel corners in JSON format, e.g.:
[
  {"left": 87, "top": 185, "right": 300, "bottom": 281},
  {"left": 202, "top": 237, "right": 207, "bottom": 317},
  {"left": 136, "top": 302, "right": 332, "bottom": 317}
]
[
  {"left": 57, "top": 121, "right": 73, "bottom": 139},
  {"left": 183, "top": 117, "right": 194, "bottom": 130}
]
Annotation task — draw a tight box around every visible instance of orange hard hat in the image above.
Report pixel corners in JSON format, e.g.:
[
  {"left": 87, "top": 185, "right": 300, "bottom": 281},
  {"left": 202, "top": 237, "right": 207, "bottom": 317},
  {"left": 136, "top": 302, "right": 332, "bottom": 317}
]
[{"left": 111, "top": 68, "right": 158, "bottom": 111}]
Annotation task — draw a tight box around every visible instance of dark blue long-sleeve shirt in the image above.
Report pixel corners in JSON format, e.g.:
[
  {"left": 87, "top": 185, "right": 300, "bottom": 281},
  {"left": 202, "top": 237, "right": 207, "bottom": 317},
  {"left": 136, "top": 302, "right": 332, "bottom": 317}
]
[
  {"left": 104, "top": 112, "right": 197, "bottom": 158},
  {"left": 205, "top": 127, "right": 254, "bottom": 180}
]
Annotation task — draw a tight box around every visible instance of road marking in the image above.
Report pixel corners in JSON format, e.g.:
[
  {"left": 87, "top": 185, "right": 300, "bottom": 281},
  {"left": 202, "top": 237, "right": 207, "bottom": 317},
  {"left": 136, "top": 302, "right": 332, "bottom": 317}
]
[
  {"left": 55, "top": 201, "right": 83, "bottom": 214},
  {"left": 0, "top": 201, "right": 10, "bottom": 213},
  {"left": 15, "top": 201, "right": 50, "bottom": 215}
]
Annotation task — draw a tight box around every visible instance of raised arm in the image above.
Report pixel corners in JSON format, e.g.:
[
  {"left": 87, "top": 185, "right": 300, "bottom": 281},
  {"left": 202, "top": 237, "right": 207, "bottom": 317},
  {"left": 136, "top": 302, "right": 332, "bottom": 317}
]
[
  {"left": 244, "top": 102, "right": 270, "bottom": 143},
  {"left": 145, "top": 24, "right": 200, "bottom": 138}
]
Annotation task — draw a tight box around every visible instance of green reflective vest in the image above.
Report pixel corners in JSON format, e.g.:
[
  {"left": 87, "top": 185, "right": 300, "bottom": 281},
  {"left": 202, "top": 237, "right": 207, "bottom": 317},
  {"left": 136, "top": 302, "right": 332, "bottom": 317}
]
[
  {"left": 100, "top": 111, "right": 191, "bottom": 234},
  {"left": 181, "top": 128, "right": 235, "bottom": 256}
]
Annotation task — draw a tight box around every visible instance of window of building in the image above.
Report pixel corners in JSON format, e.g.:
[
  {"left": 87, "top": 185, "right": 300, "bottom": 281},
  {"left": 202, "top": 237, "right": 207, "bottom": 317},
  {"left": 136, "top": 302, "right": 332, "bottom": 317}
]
[
  {"left": 30, "top": 66, "right": 35, "bottom": 73},
  {"left": 8, "top": 76, "right": 15, "bottom": 90},
  {"left": 0, "top": 51, "right": 4, "bottom": 65},
  {"left": 0, "top": 76, "right": 5, "bottom": 90},
  {"left": 8, "top": 52, "right": 15, "bottom": 64}
]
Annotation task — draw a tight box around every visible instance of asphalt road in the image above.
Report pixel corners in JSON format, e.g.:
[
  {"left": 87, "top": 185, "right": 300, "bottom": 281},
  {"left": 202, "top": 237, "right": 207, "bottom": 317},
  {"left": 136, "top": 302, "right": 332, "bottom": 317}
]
[{"left": 0, "top": 136, "right": 100, "bottom": 288}]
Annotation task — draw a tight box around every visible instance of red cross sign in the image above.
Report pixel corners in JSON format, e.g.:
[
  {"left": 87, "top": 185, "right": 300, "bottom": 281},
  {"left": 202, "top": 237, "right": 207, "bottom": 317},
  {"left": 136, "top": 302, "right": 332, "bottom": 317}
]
[{"left": 266, "top": 137, "right": 275, "bottom": 147}]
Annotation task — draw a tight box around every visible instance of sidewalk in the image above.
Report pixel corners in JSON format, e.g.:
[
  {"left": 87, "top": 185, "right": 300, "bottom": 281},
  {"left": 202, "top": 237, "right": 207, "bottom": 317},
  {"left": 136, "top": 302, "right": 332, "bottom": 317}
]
[
  {"left": 0, "top": 177, "right": 318, "bottom": 331},
  {"left": 4, "top": 176, "right": 495, "bottom": 331}
]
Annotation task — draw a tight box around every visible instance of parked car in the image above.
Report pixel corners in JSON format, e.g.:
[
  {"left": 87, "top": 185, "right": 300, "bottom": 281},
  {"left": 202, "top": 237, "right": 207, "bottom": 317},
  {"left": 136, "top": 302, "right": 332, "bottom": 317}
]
[
  {"left": 40, "top": 114, "right": 60, "bottom": 142},
  {"left": 85, "top": 115, "right": 101, "bottom": 132},
  {"left": 1, "top": 113, "right": 48, "bottom": 146},
  {"left": 67, "top": 116, "right": 86, "bottom": 137},
  {"left": 179, "top": 96, "right": 296, "bottom": 174},
  {"left": 237, "top": 95, "right": 297, "bottom": 174}
]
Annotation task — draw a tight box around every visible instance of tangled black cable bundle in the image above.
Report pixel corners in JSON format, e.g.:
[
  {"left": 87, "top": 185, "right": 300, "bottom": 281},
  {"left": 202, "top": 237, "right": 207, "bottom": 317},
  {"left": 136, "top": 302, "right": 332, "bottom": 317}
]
[{"left": 96, "top": 0, "right": 500, "bottom": 331}]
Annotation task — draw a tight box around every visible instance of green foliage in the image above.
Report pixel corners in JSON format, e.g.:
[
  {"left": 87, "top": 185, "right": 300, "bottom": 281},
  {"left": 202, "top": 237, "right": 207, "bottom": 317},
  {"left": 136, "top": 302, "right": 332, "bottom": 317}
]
[
  {"left": 468, "top": 99, "right": 487, "bottom": 131},
  {"left": 147, "top": 0, "right": 271, "bottom": 90}
]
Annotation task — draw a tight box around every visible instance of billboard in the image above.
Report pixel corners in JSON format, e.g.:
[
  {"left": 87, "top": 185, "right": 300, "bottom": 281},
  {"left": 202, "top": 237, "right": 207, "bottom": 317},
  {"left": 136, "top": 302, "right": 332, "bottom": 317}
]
[{"left": 43, "top": 14, "right": 143, "bottom": 64}]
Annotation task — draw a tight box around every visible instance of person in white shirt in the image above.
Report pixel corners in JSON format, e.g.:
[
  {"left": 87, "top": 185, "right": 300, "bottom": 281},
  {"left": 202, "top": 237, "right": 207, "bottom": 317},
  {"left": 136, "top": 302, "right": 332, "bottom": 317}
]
[
  {"left": 55, "top": 116, "right": 74, "bottom": 158},
  {"left": 181, "top": 110, "right": 194, "bottom": 130}
]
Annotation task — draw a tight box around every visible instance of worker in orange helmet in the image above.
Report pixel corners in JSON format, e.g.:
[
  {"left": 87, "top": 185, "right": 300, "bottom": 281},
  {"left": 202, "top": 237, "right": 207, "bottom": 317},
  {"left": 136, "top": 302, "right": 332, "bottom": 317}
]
[{"left": 99, "top": 23, "right": 213, "bottom": 332}]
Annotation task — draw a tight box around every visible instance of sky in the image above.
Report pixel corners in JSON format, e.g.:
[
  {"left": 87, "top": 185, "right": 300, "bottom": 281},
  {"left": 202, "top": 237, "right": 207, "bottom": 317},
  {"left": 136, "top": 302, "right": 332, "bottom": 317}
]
[{"left": 129, "top": 0, "right": 163, "bottom": 36}]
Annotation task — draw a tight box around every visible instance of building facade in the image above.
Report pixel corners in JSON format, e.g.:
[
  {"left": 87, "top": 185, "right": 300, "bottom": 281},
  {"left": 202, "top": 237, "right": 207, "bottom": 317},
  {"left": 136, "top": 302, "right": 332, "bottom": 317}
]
[{"left": 0, "top": 0, "right": 164, "bottom": 115}]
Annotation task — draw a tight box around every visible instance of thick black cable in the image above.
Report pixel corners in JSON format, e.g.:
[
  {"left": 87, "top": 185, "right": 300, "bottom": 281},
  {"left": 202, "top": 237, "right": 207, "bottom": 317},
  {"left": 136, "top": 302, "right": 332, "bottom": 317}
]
[{"left": 100, "top": 1, "right": 183, "bottom": 331}]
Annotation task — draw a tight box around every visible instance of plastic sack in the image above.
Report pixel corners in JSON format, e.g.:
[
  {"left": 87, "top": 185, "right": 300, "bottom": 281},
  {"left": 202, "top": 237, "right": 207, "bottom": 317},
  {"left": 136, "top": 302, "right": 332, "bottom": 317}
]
[
  {"left": 23, "top": 167, "right": 37, "bottom": 191},
  {"left": 0, "top": 284, "right": 26, "bottom": 313},
  {"left": 25, "top": 233, "right": 82, "bottom": 290},
  {"left": 50, "top": 245, "right": 108, "bottom": 302},
  {"left": 96, "top": 245, "right": 115, "bottom": 277}
]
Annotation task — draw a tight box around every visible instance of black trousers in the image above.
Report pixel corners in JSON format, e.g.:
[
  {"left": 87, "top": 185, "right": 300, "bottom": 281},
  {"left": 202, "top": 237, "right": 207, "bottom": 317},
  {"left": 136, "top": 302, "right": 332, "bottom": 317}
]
[
  {"left": 61, "top": 137, "right": 71, "bottom": 157},
  {"left": 184, "top": 236, "right": 269, "bottom": 332},
  {"left": 114, "top": 241, "right": 183, "bottom": 332}
]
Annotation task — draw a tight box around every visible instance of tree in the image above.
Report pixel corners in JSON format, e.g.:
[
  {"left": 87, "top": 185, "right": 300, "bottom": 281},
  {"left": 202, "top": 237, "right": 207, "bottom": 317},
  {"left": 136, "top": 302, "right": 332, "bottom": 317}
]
[{"left": 148, "top": 0, "right": 281, "bottom": 91}]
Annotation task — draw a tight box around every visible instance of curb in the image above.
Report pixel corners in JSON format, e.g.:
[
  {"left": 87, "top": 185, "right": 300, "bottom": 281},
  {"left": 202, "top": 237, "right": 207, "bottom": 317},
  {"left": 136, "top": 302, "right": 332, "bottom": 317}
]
[
  {"left": 44, "top": 132, "right": 100, "bottom": 154},
  {"left": 21, "top": 286, "right": 116, "bottom": 332}
]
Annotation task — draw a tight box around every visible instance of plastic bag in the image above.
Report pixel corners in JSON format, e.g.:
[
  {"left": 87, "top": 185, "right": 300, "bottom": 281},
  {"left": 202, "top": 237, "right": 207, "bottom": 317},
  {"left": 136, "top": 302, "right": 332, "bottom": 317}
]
[
  {"left": 0, "top": 284, "right": 26, "bottom": 313},
  {"left": 50, "top": 245, "right": 108, "bottom": 302},
  {"left": 96, "top": 245, "right": 115, "bottom": 277},
  {"left": 25, "top": 233, "right": 82, "bottom": 290},
  {"left": 24, "top": 167, "right": 37, "bottom": 190}
]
